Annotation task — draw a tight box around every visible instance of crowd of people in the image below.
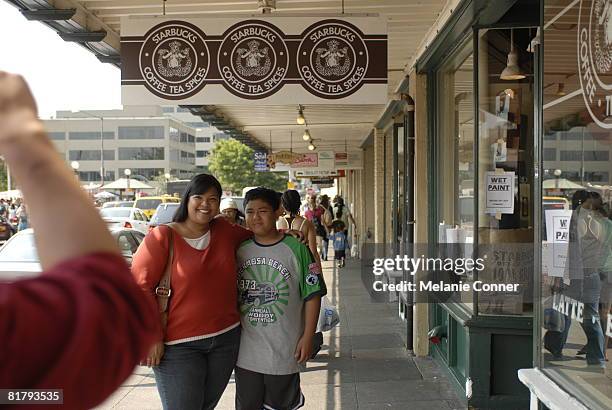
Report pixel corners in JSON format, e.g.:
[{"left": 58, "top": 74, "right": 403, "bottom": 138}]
[
  {"left": 0, "top": 73, "right": 357, "bottom": 410},
  {"left": 0, "top": 198, "right": 30, "bottom": 232}
]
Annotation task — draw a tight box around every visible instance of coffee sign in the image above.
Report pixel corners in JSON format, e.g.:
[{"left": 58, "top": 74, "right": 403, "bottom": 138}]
[{"left": 121, "top": 16, "right": 387, "bottom": 104}]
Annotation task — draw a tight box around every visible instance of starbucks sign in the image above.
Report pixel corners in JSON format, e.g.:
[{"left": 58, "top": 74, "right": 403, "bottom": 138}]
[{"left": 121, "top": 16, "right": 387, "bottom": 104}]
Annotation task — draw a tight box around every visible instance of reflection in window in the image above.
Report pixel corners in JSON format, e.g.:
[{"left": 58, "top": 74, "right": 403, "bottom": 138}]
[
  {"left": 541, "top": 2, "right": 612, "bottom": 405},
  {"left": 476, "top": 27, "right": 535, "bottom": 317},
  {"left": 435, "top": 39, "right": 475, "bottom": 309},
  {"left": 118, "top": 126, "right": 164, "bottom": 139},
  {"left": 69, "top": 150, "right": 115, "bottom": 161},
  {"left": 118, "top": 147, "right": 165, "bottom": 161},
  {"left": 69, "top": 131, "right": 114, "bottom": 140}
]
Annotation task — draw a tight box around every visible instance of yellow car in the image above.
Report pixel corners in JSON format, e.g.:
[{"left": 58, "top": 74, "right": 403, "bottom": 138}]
[{"left": 134, "top": 195, "right": 180, "bottom": 219}]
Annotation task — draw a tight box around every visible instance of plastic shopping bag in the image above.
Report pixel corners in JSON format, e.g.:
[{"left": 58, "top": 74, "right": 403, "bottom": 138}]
[{"left": 317, "top": 296, "right": 340, "bottom": 332}]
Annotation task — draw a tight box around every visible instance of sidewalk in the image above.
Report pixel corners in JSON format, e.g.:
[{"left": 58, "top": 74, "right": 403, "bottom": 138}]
[{"left": 97, "top": 256, "right": 467, "bottom": 409}]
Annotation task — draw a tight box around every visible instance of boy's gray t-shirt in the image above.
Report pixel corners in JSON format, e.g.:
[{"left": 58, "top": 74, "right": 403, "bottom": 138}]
[{"left": 236, "top": 235, "right": 324, "bottom": 375}]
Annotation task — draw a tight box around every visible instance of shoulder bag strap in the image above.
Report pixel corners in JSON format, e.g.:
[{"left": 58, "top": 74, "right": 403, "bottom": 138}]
[{"left": 156, "top": 225, "right": 174, "bottom": 323}]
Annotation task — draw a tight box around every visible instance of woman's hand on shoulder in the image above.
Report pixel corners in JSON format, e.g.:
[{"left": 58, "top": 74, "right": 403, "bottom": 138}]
[{"left": 286, "top": 229, "right": 307, "bottom": 244}]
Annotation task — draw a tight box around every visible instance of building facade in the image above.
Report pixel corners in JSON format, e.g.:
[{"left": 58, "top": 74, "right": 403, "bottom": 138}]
[
  {"left": 159, "top": 106, "right": 228, "bottom": 171},
  {"left": 44, "top": 106, "right": 198, "bottom": 183},
  {"left": 339, "top": 1, "right": 612, "bottom": 409}
]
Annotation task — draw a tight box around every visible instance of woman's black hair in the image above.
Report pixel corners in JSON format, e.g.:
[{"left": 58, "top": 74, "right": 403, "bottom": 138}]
[
  {"left": 244, "top": 187, "right": 280, "bottom": 211},
  {"left": 571, "top": 189, "right": 590, "bottom": 210},
  {"left": 335, "top": 196, "right": 345, "bottom": 219},
  {"left": 173, "top": 173, "right": 223, "bottom": 222},
  {"left": 281, "top": 190, "right": 301, "bottom": 216}
]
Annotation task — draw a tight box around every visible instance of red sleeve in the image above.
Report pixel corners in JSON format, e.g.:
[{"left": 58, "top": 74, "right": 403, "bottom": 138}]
[
  {"left": 0, "top": 252, "right": 160, "bottom": 409},
  {"left": 213, "top": 217, "right": 252, "bottom": 248}
]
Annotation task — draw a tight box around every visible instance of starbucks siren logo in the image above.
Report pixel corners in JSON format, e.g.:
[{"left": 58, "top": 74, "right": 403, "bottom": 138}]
[
  {"left": 139, "top": 21, "right": 209, "bottom": 99},
  {"left": 218, "top": 21, "right": 288, "bottom": 98},
  {"left": 578, "top": 0, "right": 612, "bottom": 128},
  {"left": 297, "top": 20, "right": 369, "bottom": 99}
]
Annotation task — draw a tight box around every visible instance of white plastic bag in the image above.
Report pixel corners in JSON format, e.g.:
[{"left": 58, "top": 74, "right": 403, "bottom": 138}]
[
  {"left": 316, "top": 296, "right": 340, "bottom": 332},
  {"left": 350, "top": 243, "right": 358, "bottom": 258}
]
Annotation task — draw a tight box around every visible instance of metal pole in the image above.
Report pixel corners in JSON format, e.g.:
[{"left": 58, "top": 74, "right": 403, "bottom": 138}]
[
  {"left": 101, "top": 117, "right": 105, "bottom": 187},
  {"left": 405, "top": 95, "right": 415, "bottom": 352}
]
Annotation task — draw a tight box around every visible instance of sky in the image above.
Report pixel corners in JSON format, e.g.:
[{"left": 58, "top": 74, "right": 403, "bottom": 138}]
[{"left": 0, "top": 2, "right": 121, "bottom": 119}]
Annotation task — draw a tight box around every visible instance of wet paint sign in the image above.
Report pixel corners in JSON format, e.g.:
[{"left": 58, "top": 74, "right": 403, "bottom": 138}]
[
  {"left": 485, "top": 171, "right": 515, "bottom": 215},
  {"left": 121, "top": 16, "right": 387, "bottom": 104}
]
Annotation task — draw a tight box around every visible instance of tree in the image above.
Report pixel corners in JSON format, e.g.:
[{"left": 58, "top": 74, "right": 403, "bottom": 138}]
[
  {"left": 0, "top": 160, "right": 8, "bottom": 192},
  {"left": 208, "top": 139, "right": 287, "bottom": 194}
]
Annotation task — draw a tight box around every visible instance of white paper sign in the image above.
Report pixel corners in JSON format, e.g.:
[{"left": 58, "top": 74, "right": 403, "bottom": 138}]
[
  {"left": 485, "top": 171, "right": 515, "bottom": 214},
  {"left": 544, "top": 209, "right": 572, "bottom": 277}
]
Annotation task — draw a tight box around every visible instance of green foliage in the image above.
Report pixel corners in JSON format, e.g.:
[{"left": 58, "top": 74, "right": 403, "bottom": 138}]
[
  {"left": 208, "top": 139, "right": 287, "bottom": 194},
  {"left": 0, "top": 161, "right": 7, "bottom": 192}
]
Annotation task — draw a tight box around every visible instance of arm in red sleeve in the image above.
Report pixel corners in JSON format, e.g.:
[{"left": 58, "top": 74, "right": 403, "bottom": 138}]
[
  {"left": 0, "top": 253, "right": 160, "bottom": 409},
  {"left": 131, "top": 226, "right": 172, "bottom": 341},
  {"left": 131, "top": 225, "right": 172, "bottom": 298}
]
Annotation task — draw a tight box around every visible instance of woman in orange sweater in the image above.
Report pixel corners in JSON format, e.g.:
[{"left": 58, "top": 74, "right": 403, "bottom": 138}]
[{"left": 132, "top": 174, "right": 252, "bottom": 410}]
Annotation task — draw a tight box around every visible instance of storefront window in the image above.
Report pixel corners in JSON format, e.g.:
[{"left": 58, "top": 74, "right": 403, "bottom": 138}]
[
  {"left": 436, "top": 39, "right": 475, "bottom": 309},
  {"left": 540, "top": 0, "right": 612, "bottom": 406},
  {"left": 477, "top": 27, "right": 535, "bottom": 316}
]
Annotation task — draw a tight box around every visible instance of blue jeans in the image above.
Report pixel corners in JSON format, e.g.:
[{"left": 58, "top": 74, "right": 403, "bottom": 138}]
[
  {"left": 322, "top": 237, "right": 329, "bottom": 260},
  {"left": 153, "top": 326, "right": 241, "bottom": 410},
  {"left": 580, "top": 303, "right": 605, "bottom": 365}
]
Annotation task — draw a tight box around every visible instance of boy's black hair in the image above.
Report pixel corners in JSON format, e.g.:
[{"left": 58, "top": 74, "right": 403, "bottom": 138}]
[
  {"left": 244, "top": 187, "right": 281, "bottom": 211},
  {"left": 173, "top": 173, "right": 222, "bottom": 222}
]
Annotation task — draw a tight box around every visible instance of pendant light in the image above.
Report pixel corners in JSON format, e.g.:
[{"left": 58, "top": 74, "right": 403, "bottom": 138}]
[
  {"left": 302, "top": 129, "right": 311, "bottom": 141},
  {"left": 308, "top": 142, "right": 316, "bottom": 151},
  {"left": 500, "top": 29, "right": 526, "bottom": 81},
  {"left": 296, "top": 106, "right": 305, "bottom": 125}
]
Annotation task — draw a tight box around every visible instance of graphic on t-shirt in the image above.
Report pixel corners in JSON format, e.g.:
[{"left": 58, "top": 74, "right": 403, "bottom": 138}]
[{"left": 238, "top": 258, "right": 291, "bottom": 326}]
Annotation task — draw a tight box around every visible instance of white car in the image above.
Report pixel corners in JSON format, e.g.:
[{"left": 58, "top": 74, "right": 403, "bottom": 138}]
[
  {"left": 0, "top": 228, "right": 145, "bottom": 282},
  {"left": 99, "top": 207, "right": 149, "bottom": 234}
]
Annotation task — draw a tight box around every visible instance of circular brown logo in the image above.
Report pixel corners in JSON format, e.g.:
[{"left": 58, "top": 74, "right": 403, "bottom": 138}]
[
  {"left": 297, "top": 20, "right": 369, "bottom": 99},
  {"left": 139, "top": 21, "right": 209, "bottom": 99},
  {"left": 218, "top": 21, "right": 288, "bottom": 99}
]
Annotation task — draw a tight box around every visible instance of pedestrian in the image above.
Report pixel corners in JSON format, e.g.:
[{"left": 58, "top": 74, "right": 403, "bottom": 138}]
[
  {"left": 220, "top": 197, "right": 245, "bottom": 226},
  {"left": 132, "top": 177, "right": 307, "bottom": 410},
  {"left": 329, "top": 220, "right": 349, "bottom": 268},
  {"left": 278, "top": 189, "right": 322, "bottom": 269},
  {"left": 279, "top": 190, "right": 326, "bottom": 359},
  {"left": 319, "top": 195, "right": 334, "bottom": 262},
  {"left": 305, "top": 194, "right": 329, "bottom": 260},
  {"left": 235, "top": 187, "right": 325, "bottom": 410},
  {"left": 0, "top": 71, "right": 160, "bottom": 409},
  {"left": 333, "top": 195, "right": 357, "bottom": 250},
  {"left": 16, "top": 203, "right": 29, "bottom": 231},
  {"left": 132, "top": 174, "right": 250, "bottom": 410}
]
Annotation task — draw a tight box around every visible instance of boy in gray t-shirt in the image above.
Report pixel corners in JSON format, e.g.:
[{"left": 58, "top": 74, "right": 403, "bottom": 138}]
[{"left": 236, "top": 188, "right": 324, "bottom": 410}]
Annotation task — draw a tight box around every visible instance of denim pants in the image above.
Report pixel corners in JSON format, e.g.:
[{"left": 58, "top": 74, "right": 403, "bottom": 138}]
[
  {"left": 153, "top": 326, "right": 241, "bottom": 410},
  {"left": 322, "top": 237, "right": 329, "bottom": 260},
  {"left": 580, "top": 303, "right": 605, "bottom": 365}
]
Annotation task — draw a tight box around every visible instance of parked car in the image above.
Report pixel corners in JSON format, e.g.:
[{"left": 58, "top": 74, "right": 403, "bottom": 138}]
[
  {"left": 0, "top": 216, "right": 13, "bottom": 243},
  {"left": 102, "top": 200, "right": 135, "bottom": 209},
  {"left": 134, "top": 195, "right": 180, "bottom": 219},
  {"left": 0, "top": 228, "right": 145, "bottom": 282},
  {"left": 99, "top": 207, "right": 149, "bottom": 234},
  {"left": 148, "top": 203, "right": 180, "bottom": 231}
]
